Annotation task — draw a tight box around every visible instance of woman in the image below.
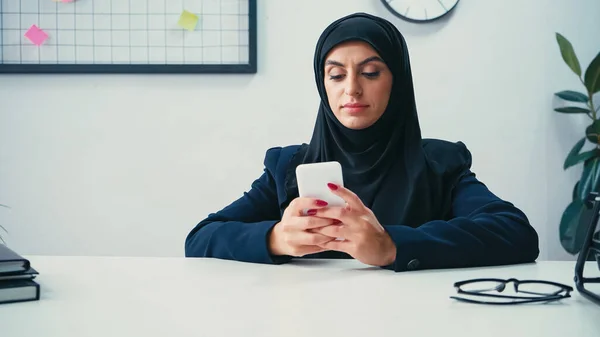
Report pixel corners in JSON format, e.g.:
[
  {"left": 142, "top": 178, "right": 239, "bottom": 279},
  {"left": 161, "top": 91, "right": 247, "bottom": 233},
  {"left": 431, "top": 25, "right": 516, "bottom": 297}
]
[{"left": 184, "top": 12, "right": 539, "bottom": 272}]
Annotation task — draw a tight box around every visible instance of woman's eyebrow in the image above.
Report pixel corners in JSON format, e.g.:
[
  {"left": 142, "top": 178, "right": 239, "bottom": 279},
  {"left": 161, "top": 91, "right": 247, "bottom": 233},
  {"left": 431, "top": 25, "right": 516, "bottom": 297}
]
[
  {"left": 358, "top": 56, "right": 385, "bottom": 66},
  {"left": 325, "top": 56, "right": 385, "bottom": 67}
]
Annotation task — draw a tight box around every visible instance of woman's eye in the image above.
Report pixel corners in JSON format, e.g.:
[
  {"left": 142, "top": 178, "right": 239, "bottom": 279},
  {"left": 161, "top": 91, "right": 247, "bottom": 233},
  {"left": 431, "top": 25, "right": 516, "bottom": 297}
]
[
  {"left": 328, "top": 71, "right": 379, "bottom": 80},
  {"left": 362, "top": 71, "right": 380, "bottom": 78}
]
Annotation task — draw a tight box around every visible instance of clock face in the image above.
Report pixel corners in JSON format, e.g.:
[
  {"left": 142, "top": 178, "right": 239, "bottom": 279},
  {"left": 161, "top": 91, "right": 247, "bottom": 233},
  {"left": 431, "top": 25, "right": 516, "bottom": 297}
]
[{"left": 381, "top": 0, "right": 460, "bottom": 23}]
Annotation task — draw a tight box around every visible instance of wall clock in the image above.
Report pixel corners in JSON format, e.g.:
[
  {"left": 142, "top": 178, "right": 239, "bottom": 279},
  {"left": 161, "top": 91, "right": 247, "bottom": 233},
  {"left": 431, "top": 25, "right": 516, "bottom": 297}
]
[{"left": 381, "top": 0, "right": 460, "bottom": 23}]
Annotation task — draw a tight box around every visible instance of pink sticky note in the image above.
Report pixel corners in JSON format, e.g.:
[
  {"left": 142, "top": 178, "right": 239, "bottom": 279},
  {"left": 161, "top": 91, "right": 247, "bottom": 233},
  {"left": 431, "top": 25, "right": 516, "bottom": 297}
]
[
  {"left": 24, "top": 25, "right": 49, "bottom": 46},
  {"left": 62, "top": 0, "right": 75, "bottom": 2}
]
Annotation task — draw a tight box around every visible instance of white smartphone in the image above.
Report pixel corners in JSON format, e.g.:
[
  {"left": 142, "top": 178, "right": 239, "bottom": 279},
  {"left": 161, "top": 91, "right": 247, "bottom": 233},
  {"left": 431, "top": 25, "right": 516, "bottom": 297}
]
[{"left": 295, "top": 161, "right": 345, "bottom": 207}]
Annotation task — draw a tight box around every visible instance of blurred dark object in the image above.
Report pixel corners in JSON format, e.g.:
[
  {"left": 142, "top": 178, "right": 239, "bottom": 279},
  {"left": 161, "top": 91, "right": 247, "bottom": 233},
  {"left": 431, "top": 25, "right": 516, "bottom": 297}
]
[{"left": 574, "top": 192, "right": 600, "bottom": 305}]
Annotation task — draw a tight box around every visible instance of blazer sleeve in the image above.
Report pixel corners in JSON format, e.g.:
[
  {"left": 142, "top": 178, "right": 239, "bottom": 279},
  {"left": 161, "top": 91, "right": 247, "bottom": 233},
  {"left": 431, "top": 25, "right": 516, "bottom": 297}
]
[
  {"left": 184, "top": 148, "right": 291, "bottom": 264},
  {"left": 383, "top": 170, "right": 540, "bottom": 272}
]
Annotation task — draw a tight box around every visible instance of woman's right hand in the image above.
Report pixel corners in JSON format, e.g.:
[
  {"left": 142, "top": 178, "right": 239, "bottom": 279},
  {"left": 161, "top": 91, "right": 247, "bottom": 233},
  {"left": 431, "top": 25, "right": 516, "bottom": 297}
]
[{"left": 268, "top": 198, "right": 338, "bottom": 257}]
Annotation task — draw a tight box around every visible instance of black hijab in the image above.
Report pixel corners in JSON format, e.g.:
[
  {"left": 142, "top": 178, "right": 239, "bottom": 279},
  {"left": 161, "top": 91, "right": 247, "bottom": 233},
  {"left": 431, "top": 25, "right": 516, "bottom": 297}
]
[{"left": 291, "top": 12, "right": 471, "bottom": 228}]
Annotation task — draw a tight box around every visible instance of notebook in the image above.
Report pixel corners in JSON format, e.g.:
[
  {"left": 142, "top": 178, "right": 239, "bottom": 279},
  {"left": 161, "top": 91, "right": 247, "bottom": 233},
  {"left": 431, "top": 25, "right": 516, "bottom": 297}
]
[
  {"left": 0, "top": 279, "right": 40, "bottom": 304},
  {"left": 0, "top": 244, "right": 30, "bottom": 274},
  {"left": 0, "top": 267, "right": 38, "bottom": 281}
]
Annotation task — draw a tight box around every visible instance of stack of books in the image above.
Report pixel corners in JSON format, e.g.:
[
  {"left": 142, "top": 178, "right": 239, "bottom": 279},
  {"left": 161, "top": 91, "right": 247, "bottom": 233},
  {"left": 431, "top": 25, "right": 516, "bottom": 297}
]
[{"left": 0, "top": 244, "right": 40, "bottom": 304}]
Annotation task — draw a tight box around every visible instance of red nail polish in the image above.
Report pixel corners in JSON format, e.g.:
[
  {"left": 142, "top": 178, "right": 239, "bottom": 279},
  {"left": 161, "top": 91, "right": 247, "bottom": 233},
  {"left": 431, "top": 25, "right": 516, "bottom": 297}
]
[
  {"left": 327, "top": 183, "right": 338, "bottom": 190},
  {"left": 332, "top": 219, "right": 341, "bottom": 225},
  {"left": 307, "top": 209, "right": 317, "bottom": 215},
  {"left": 315, "top": 200, "right": 328, "bottom": 206}
]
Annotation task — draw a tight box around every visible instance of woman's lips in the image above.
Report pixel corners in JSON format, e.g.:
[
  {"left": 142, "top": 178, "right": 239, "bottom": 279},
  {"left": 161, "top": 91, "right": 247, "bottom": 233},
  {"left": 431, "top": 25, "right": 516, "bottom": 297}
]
[{"left": 342, "top": 103, "right": 369, "bottom": 114}]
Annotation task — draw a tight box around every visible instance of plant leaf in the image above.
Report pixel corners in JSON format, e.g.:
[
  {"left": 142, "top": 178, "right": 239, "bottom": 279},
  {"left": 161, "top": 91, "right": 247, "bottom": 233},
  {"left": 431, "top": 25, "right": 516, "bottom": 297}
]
[
  {"left": 559, "top": 198, "right": 594, "bottom": 254},
  {"left": 554, "top": 107, "right": 591, "bottom": 114},
  {"left": 579, "top": 158, "right": 599, "bottom": 200},
  {"left": 564, "top": 137, "right": 586, "bottom": 169},
  {"left": 555, "top": 90, "right": 589, "bottom": 103},
  {"left": 586, "top": 120, "right": 600, "bottom": 143},
  {"left": 0, "top": 224, "right": 5, "bottom": 245},
  {"left": 584, "top": 51, "right": 600, "bottom": 94},
  {"left": 559, "top": 199, "right": 582, "bottom": 254},
  {"left": 0, "top": 205, "right": 8, "bottom": 244},
  {"left": 556, "top": 33, "right": 582, "bottom": 76},
  {"left": 591, "top": 158, "right": 600, "bottom": 193},
  {"left": 564, "top": 149, "right": 597, "bottom": 170}
]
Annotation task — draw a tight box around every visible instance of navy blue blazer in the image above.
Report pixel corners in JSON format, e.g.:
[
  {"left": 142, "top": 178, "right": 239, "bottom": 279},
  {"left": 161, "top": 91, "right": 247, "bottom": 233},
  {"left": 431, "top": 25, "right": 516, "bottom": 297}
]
[{"left": 185, "top": 144, "right": 539, "bottom": 272}]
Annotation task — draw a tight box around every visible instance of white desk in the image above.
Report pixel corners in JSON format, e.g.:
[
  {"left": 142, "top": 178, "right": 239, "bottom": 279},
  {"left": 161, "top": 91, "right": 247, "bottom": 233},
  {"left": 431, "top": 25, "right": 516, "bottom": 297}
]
[{"left": 0, "top": 256, "right": 599, "bottom": 337}]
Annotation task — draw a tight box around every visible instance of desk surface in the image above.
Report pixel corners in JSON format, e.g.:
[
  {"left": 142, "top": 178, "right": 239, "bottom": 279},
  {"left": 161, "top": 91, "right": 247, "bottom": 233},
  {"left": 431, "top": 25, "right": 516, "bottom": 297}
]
[{"left": 0, "top": 256, "right": 599, "bottom": 337}]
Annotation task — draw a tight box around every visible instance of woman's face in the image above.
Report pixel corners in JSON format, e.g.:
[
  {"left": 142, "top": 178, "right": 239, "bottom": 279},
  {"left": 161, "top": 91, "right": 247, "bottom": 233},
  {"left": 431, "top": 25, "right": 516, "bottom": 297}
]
[{"left": 323, "top": 40, "right": 393, "bottom": 130}]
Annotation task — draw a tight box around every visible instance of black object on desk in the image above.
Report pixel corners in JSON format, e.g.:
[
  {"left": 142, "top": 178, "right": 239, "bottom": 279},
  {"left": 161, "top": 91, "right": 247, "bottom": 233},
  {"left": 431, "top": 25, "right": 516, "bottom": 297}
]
[
  {"left": 574, "top": 192, "right": 600, "bottom": 305},
  {"left": 0, "top": 243, "right": 30, "bottom": 274},
  {"left": 0, "top": 244, "right": 40, "bottom": 304}
]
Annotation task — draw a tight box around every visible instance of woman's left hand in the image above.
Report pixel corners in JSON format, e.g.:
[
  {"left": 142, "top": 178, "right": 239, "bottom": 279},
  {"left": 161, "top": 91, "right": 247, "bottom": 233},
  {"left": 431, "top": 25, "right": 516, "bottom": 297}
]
[{"left": 310, "top": 183, "right": 397, "bottom": 267}]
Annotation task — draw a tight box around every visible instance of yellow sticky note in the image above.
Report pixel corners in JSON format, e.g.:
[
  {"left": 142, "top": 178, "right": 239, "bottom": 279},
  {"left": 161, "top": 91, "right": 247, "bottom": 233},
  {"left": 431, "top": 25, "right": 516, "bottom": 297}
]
[{"left": 178, "top": 10, "right": 199, "bottom": 31}]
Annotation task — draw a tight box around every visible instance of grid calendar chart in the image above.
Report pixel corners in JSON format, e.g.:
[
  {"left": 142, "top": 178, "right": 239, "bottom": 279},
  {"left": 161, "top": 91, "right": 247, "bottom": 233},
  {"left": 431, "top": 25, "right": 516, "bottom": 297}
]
[{"left": 0, "top": 0, "right": 257, "bottom": 73}]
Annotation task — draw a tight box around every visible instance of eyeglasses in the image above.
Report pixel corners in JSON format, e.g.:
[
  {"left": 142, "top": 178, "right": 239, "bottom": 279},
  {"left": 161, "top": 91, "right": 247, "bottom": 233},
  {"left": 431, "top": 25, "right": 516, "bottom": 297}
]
[{"left": 450, "top": 278, "right": 573, "bottom": 305}]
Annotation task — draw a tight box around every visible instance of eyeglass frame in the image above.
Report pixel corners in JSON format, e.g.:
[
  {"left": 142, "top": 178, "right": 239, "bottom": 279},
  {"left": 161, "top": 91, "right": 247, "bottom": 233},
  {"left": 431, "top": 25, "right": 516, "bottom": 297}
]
[
  {"left": 574, "top": 192, "right": 600, "bottom": 305},
  {"left": 450, "top": 277, "right": 574, "bottom": 305}
]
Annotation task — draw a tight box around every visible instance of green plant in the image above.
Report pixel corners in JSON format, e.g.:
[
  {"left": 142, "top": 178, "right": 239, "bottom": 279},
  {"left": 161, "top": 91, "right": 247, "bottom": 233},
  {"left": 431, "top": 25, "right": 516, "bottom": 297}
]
[{"left": 554, "top": 33, "right": 600, "bottom": 255}]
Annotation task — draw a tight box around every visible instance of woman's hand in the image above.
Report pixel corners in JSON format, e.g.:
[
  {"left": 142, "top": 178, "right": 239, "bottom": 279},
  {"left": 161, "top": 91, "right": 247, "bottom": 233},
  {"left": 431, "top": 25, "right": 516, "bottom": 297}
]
[
  {"left": 311, "top": 183, "right": 397, "bottom": 267},
  {"left": 268, "top": 197, "right": 339, "bottom": 257}
]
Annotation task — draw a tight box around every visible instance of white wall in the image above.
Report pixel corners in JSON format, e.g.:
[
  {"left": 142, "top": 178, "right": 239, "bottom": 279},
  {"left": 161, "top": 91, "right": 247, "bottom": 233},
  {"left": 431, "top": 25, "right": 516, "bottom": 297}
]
[{"left": 1, "top": 0, "right": 599, "bottom": 260}]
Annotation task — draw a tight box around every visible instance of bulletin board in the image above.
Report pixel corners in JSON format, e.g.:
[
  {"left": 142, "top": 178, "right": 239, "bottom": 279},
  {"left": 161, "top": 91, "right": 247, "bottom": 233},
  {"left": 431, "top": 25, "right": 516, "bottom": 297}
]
[{"left": 0, "top": 0, "right": 257, "bottom": 73}]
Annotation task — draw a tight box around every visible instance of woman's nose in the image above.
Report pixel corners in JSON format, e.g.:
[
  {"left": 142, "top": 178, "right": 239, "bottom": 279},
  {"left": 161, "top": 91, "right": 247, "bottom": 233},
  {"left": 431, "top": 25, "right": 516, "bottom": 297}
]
[{"left": 344, "top": 77, "right": 362, "bottom": 96}]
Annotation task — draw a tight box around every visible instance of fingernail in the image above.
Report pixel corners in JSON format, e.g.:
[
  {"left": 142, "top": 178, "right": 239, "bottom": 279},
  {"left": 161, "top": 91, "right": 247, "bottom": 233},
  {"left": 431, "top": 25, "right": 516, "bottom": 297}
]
[
  {"left": 315, "top": 200, "right": 328, "bottom": 206},
  {"left": 332, "top": 219, "right": 341, "bottom": 224},
  {"left": 307, "top": 209, "right": 317, "bottom": 215},
  {"left": 327, "top": 183, "right": 338, "bottom": 190}
]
